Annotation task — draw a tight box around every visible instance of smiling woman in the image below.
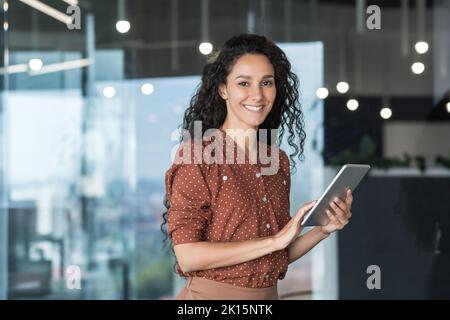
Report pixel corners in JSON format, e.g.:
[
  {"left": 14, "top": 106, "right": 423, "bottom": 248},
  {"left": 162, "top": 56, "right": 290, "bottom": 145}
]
[{"left": 161, "top": 34, "right": 353, "bottom": 300}]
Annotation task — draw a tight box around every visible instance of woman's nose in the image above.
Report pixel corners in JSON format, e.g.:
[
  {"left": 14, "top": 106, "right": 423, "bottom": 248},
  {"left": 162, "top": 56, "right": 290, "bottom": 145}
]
[{"left": 248, "top": 85, "right": 264, "bottom": 101}]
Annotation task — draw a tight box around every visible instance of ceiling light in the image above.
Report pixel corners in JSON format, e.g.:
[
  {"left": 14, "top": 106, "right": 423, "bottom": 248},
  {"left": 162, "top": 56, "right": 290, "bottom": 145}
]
[
  {"left": 199, "top": 42, "right": 213, "bottom": 55},
  {"left": 116, "top": 20, "right": 131, "bottom": 33},
  {"left": 316, "top": 87, "right": 329, "bottom": 99},
  {"left": 411, "top": 62, "right": 425, "bottom": 74},
  {"left": 141, "top": 83, "right": 154, "bottom": 95},
  {"left": 103, "top": 86, "right": 116, "bottom": 98},
  {"left": 415, "top": 41, "right": 429, "bottom": 54},
  {"left": 29, "top": 58, "right": 91, "bottom": 75},
  {"left": 346, "top": 99, "right": 359, "bottom": 111},
  {"left": 336, "top": 82, "right": 349, "bottom": 94},
  {"left": 19, "top": 0, "right": 73, "bottom": 25},
  {"left": 28, "top": 58, "right": 43, "bottom": 71},
  {"left": 380, "top": 107, "right": 392, "bottom": 119}
]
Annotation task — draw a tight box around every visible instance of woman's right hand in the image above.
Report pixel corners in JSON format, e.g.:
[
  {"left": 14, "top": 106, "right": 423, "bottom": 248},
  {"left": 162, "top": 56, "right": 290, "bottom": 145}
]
[{"left": 272, "top": 201, "right": 317, "bottom": 251}]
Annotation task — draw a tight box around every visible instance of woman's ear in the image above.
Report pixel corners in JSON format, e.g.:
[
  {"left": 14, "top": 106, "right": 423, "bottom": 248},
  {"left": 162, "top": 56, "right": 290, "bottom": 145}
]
[{"left": 218, "top": 83, "right": 228, "bottom": 100}]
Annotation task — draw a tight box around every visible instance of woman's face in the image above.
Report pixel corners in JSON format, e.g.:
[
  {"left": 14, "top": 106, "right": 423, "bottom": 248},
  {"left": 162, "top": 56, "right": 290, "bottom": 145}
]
[{"left": 219, "top": 54, "right": 276, "bottom": 130}]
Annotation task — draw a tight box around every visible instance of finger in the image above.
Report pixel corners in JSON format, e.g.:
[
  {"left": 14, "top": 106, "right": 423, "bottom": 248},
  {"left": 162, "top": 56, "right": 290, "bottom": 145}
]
[
  {"left": 330, "top": 200, "right": 346, "bottom": 219},
  {"left": 333, "top": 197, "right": 348, "bottom": 213},
  {"left": 335, "top": 198, "right": 351, "bottom": 221},
  {"left": 296, "top": 200, "right": 317, "bottom": 219},
  {"left": 327, "top": 209, "right": 347, "bottom": 229},
  {"left": 293, "top": 212, "right": 303, "bottom": 224},
  {"left": 329, "top": 202, "right": 347, "bottom": 225},
  {"left": 326, "top": 209, "right": 340, "bottom": 226},
  {"left": 345, "top": 189, "right": 353, "bottom": 209},
  {"left": 304, "top": 200, "right": 318, "bottom": 209},
  {"left": 294, "top": 201, "right": 317, "bottom": 226}
]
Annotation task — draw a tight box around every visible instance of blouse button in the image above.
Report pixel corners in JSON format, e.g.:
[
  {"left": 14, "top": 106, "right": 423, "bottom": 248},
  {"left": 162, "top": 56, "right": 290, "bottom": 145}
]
[
  {"left": 262, "top": 196, "right": 267, "bottom": 203},
  {"left": 265, "top": 223, "right": 271, "bottom": 229},
  {"left": 256, "top": 172, "right": 261, "bottom": 178},
  {"left": 265, "top": 274, "right": 270, "bottom": 280},
  {"left": 283, "top": 180, "right": 287, "bottom": 185},
  {"left": 222, "top": 175, "right": 228, "bottom": 181}
]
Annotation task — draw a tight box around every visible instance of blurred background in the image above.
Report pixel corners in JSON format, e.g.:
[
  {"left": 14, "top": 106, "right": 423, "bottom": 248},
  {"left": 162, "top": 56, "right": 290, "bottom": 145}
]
[{"left": 0, "top": 0, "right": 449, "bottom": 300}]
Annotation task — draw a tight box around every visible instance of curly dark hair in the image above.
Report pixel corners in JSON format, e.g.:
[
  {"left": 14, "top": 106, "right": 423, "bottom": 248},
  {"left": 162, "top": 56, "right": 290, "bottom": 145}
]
[
  {"left": 183, "top": 33, "right": 306, "bottom": 170},
  {"left": 162, "top": 33, "right": 306, "bottom": 259}
]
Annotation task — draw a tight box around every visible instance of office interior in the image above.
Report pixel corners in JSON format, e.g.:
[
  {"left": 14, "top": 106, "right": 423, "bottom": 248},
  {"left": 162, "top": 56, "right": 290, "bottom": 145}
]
[{"left": 0, "top": 0, "right": 449, "bottom": 300}]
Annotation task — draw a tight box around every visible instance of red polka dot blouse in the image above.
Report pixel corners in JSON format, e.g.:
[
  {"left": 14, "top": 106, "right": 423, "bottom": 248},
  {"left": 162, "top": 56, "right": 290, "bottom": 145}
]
[{"left": 165, "top": 129, "right": 292, "bottom": 288}]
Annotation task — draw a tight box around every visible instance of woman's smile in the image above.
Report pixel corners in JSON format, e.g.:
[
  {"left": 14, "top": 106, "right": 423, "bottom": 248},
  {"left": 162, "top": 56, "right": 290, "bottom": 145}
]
[{"left": 242, "top": 104, "right": 266, "bottom": 112}]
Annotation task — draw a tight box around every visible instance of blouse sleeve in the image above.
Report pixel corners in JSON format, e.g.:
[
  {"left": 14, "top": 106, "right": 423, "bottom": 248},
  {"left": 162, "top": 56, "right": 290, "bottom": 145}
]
[{"left": 165, "top": 160, "right": 212, "bottom": 246}]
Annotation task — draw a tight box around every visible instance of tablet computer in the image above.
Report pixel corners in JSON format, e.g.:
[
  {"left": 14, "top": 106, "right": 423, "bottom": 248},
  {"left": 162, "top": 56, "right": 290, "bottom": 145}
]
[{"left": 301, "top": 164, "right": 371, "bottom": 227}]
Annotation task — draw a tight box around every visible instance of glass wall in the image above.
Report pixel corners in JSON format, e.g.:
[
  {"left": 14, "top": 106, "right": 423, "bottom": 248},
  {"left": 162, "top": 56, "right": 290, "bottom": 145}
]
[{"left": 1, "top": 0, "right": 326, "bottom": 300}]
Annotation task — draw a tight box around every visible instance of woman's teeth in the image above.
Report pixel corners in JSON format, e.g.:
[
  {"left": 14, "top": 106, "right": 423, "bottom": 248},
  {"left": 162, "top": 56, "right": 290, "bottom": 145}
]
[{"left": 243, "top": 104, "right": 264, "bottom": 112}]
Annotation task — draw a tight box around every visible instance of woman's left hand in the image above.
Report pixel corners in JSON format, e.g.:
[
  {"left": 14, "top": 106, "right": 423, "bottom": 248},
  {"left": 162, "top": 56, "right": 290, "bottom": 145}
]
[{"left": 320, "top": 188, "right": 353, "bottom": 236}]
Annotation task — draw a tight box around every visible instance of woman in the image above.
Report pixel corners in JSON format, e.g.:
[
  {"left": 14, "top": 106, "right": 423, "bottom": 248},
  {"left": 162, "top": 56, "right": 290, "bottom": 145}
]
[{"left": 162, "top": 34, "right": 353, "bottom": 300}]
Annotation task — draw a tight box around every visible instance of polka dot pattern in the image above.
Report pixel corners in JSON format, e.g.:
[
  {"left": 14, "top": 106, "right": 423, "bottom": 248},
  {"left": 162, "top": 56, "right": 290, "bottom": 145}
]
[{"left": 165, "top": 129, "right": 292, "bottom": 288}]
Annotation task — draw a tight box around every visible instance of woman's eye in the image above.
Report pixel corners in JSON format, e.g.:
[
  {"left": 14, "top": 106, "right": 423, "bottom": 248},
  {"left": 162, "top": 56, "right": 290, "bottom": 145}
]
[{"left": 238, "top": 81, "right": 273, "bottom": 87}]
